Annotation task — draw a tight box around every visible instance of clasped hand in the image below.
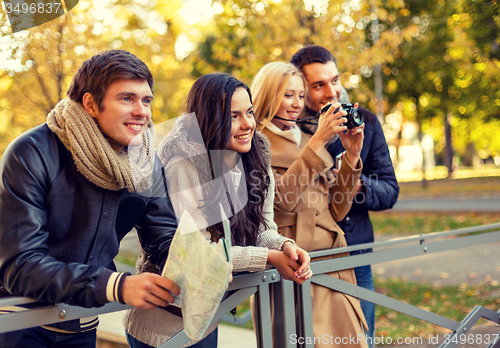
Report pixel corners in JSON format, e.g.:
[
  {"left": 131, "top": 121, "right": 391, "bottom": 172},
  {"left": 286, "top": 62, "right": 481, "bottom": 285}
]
[{"left": 268, "top": 241, "right": 312, "bottom": 285}]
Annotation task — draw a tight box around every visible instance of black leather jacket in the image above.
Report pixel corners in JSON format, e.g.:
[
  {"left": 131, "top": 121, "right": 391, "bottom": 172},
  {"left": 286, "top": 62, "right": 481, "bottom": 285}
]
[{"left": 0, "top": 124, "right": 177, "bottom": 308}]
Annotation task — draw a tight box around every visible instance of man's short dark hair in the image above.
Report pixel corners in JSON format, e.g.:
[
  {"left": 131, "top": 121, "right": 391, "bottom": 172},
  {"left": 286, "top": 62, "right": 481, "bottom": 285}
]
[
  {"left": 67, "top": 49, "right": 153, "bottom": 110},
  {"left": 290, "top": 45, "right": 337, "bottom": 71}
]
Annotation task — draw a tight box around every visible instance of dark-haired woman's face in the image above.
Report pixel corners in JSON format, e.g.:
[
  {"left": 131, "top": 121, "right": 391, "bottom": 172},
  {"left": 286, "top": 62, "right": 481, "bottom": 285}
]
[{"left": 227, "top": 87, "right": 255, "bottom": 154}]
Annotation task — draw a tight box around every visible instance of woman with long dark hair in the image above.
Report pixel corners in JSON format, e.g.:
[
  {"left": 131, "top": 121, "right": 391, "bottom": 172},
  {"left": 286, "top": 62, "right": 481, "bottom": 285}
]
[{"left": 124, "top": 73, "right": 311, "bottom": 348}]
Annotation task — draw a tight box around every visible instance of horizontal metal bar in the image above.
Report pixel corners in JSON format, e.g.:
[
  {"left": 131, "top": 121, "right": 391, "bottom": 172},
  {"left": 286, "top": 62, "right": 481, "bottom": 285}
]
[
  {"left": 228, "top": 269, "right": 281, "bottom": 291},
  {"left": 0, "top": 301, "right": 130, "bottom": 334},
  {"left": 310, "top": 224, "right": 500, "bottom": 258},
  {"left": 312, "top": 244, "right": 424, "bottom": 274},
  {"left": 311, "top": 230, "right": 500, "bottom": 273},
  {"left": 312, "top": 274, "right": 460, "bottom": 331},
  {"left": 0, "top": 270, "right": 274, "bottom": 336},
  {"left": 0, "top": 296, "right": 37, "bottom": 307}
]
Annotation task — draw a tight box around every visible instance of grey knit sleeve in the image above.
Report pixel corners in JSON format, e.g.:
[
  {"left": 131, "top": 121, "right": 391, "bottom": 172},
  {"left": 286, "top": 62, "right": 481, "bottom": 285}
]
[
  {"left": 256, "top": 168, "right": 295, "bottom": 251},
  {"left": 164, "top": 156, "right": 210, "bottom": 230}
]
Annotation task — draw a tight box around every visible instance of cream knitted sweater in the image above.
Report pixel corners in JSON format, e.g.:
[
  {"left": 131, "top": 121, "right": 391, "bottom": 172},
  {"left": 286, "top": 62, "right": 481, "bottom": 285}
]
[{"left": 123, "top": 156, "right": 291, "bottom": 347}]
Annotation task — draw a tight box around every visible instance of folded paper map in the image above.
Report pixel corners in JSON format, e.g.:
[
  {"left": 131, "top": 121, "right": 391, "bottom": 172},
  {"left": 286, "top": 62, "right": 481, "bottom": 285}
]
[{"left": 161, "top": 210, "right": 231, "bottom": 340}]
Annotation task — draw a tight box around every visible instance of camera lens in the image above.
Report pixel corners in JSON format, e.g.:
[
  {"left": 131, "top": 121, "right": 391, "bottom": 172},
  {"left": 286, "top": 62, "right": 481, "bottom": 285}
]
[
  {"left": 346, "top": 107, "right": 364, "bottom": 129},
  {"left": 353, "top": 110, "right": 361, "bottom": 123}
]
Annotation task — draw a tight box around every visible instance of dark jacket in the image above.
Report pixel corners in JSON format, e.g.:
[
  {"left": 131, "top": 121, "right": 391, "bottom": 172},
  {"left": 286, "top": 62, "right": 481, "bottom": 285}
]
[
  {"left": 0, "top": 124, "right": 177, "bottom": 309},
  {"left": 326, "top": 107, "right": 399, "bottom": 245}
]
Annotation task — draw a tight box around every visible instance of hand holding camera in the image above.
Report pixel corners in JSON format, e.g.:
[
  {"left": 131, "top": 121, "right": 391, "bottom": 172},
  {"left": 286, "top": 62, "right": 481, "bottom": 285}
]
[
  {"left": 334, "top": 103, "right": 364, "bottom": 168},
  {"left": 307, "top": 102, "right": 348, "bottom": 155},
  {"left": 316, "top": 103, "right": 365, "bottom": 129}
]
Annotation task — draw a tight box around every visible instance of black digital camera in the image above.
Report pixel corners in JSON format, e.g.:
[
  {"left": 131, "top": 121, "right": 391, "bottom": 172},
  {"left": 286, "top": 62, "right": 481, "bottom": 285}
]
[{"left": 316, "top": 103, "right": 364, "bottom": 129}]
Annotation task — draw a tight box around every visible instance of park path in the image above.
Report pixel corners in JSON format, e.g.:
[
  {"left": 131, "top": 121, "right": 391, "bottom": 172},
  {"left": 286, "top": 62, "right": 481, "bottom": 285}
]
[{"left": 393, "top": 197, "right": 500, "bottom": 212}]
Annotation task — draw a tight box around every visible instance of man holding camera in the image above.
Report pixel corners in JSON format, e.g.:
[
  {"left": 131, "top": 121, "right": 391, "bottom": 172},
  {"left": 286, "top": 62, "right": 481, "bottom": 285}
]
[{"left": 291, "top": 45, "right": 399, "bottom": 345}]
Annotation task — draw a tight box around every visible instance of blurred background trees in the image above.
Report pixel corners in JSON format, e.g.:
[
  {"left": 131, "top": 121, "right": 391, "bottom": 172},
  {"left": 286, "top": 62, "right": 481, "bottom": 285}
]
[
  {"left": 1, "top": 0, "right": 499, "bottom": 178},
  {"left": 0, "top": 0, "right": 191, "bottom": 150}
]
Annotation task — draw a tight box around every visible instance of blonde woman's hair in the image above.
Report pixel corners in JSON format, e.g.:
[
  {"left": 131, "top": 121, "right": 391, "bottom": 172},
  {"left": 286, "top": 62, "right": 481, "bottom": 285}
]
[{"left": 251, "top": 62, "right": 306, "bottom": 130}]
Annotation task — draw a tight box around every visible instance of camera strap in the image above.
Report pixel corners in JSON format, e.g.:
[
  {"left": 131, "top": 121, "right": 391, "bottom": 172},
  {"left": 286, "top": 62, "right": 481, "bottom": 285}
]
[{"left": 273, "top": 115, "right": 319, "bottom": 125}]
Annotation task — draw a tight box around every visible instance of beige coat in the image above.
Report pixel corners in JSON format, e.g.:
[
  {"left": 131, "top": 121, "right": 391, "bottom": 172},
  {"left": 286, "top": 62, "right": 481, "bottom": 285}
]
[{"left": 263, "top": 128, "right": 368, "bottom": 348}]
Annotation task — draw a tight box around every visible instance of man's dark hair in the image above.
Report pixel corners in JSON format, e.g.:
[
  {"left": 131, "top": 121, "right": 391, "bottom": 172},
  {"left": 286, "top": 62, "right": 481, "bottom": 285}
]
[
  {"left": 67, "top": 49, "right": 153, "bottom": 110},
  {"left": 290, "top": 45, "right": 337, "bottom": 70}
]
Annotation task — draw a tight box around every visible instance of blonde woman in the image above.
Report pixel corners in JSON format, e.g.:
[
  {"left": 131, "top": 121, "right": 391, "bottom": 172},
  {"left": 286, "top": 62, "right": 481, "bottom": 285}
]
[{"left": 252, "top": 62, "right": 368, "bottom": 347}]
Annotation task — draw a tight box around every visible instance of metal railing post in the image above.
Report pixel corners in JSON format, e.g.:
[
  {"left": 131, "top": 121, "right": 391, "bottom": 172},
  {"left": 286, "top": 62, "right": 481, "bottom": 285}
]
[
  {"left": 296, "top": 280, "right": 315, "bottom": 348},
  {"left": 254, "top": 279, "right": 273, "bottom": 347},
  {"left": 272, "top": 279, "right": 296, "bottom": 348}
]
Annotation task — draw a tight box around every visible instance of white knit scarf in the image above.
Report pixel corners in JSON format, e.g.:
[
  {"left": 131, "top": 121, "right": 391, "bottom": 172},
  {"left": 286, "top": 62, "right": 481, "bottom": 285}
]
[{"left": 46, "top": 98, "right": 155, "bottom": 193}]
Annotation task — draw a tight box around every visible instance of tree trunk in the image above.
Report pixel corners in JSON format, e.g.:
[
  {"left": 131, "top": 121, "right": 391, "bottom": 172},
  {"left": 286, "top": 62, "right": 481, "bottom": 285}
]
[
  {"left": 415, "top": 112, "right": 428, "bottom": 188},
  {"left": 414, "top": 93, "right": 427, "bottom": 188},
  {"left": 444, "top": 113, "right": 454, "bottom": 178}
]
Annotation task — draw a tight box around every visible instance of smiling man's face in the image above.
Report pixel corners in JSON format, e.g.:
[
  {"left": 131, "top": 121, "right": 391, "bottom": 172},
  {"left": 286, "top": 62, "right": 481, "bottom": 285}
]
[
  {"left": 86, "top": 78, "right": 153, "bottom": 152},
  {"left": 302, "top": 60, "right": 342, "bottom": 113}
]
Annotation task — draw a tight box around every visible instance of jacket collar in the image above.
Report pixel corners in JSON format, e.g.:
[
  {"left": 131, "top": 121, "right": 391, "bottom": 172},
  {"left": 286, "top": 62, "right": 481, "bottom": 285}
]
[{"left": 261, "top": 128, "right": 333, "bottom": 170}]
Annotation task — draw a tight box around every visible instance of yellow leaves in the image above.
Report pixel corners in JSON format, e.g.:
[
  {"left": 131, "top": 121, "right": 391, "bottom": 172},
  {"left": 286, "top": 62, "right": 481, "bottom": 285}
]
[
  {"left": 271, "top": 47, "right": 282, "bottom": 57},
  {"left": 151, "top": 55, "right": 163, "bottom": 66},
  {"left": 0, "top": 76, "right": 11, "bottom": 91},
  {"left": 401, "top": 24, "right": 419, "bottom": 42},
  {"left": 399, "top": 8, "right": 410, "bottom": 17},
  {"left": 388, "top": 79, "right": 398, "bottom": 93},
  {"left": 154, "top": 98, "right": 164, "bottom": 109},
  {"left": 236, "top": 27, "right": 248, "bottom": 39},
  {"left": 449, "top": 47, "right": 465, "bottom": 60},
  {"left": 419, "top": 96, "right": 429, "bottom": 107},
  {"left": 474, "top": 62, "right": 486, "bottom": 72}
]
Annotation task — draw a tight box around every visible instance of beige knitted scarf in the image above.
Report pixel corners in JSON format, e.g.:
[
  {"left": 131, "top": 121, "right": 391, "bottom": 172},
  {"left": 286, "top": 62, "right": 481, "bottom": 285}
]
[{"left": 46, "top": 98, "right": 155, "bottom": 193}]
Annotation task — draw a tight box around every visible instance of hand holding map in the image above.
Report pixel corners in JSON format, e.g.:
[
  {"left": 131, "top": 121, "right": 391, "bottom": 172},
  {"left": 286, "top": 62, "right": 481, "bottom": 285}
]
[{"left": 161, "top": 210, "right": 231, "bottom": 340}]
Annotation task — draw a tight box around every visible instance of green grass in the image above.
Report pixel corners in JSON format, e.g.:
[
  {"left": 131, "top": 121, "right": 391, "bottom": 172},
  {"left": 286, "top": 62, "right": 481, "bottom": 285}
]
[
  {"left": 374, "top": 277, "right": 500, "bottom": 340},
  {"left": 398, "top": 175, "right": 500, "bottom": 199},
  {"left": 371, "top": 212, "right": 500, "bottom": 236}
]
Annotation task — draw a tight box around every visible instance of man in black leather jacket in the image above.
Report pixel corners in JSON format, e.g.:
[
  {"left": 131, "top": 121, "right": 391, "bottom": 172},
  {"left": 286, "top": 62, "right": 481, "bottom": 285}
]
[
  {"left": 291, "top": 45, "right": 399, "bottom": 347},
  {"left": 0, "top": 50, "right": 180, "bottom": 347}
]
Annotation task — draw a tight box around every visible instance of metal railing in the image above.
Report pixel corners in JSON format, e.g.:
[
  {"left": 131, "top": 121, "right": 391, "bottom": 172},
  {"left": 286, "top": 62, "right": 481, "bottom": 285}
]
[{"left": 2, "top": 223, "right": 500, "bottom": 348}]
